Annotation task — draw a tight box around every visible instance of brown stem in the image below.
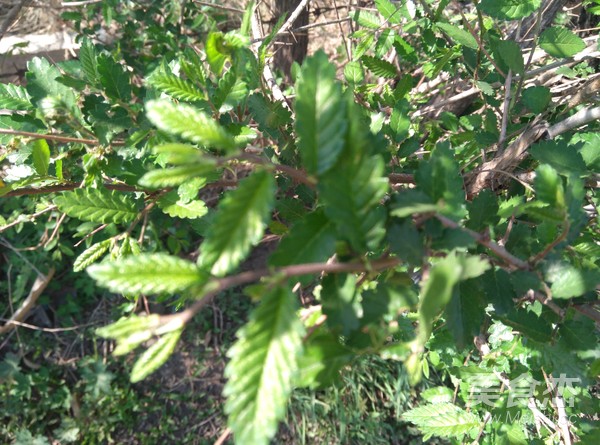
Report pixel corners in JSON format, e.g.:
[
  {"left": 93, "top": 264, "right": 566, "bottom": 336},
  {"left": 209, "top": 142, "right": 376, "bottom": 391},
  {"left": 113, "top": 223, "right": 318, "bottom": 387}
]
[
  {"left": 2, "top": 183, "right": 141, "bottom": 198},
  {"left": 0, "top": 129, "right": 125, "bottom": 146}
]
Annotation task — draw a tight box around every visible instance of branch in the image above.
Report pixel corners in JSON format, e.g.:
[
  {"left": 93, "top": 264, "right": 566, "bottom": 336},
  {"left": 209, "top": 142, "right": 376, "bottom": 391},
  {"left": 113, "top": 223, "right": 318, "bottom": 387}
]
[
  {"left": 1, "top": 182, "right": 140, "bottom": 197},
  {"left": 435, "top": 214, "right": 530, "bottom": 270},
  {"left": 0, "top": 129, "right": 125, "bottom": 146},
  {"left": 0, "top": 205, "right": 57, "bottom": 233},
  {"left": 261, "top": 0, "right": 312, "bottom": 51},
  {"left": 546, "top": 106, "right": 600, "bottom": 139}
]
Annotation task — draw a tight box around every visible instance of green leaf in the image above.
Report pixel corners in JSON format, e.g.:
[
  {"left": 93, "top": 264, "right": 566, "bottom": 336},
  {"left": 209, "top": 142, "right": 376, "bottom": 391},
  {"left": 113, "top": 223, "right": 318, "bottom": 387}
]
[
  {"left": 224, "top": 286, "right": 304, "bottom": 445},
  {"left": 0, "top": 83, "right": 34, "bottom": 110},
  {"left": 388, "top": 99, "right": 411, "bottom": 142},
  {"left": 295, "top": 51, "right": 347, "bottom": 175},
  {"left": 139, "top": 164, "right": 218, "bottom": 188},
  {"left": 321, "top": 274, "right": 362, "bottom": 336},
  {"left": 415, "top": 142, "right": 466, "bottom": 218},
  {"left": 96, "top": 314, "right": 163, "bottom": 356},
  {"left": 31, "top": 139, "right": 50, "bottom": 176},
  {"left": 26, "top": 57, "right": 78, "bottom": 110},
  {"left": 88, "top": 253, "right": 206, "bottom": 294},
  {"left": 153, "top": 143, "right": 212, "bottom": 165},
  {"left": 522, "top": 86, "right": 551, "bottom": 113},
  {"left": 496, "top": 309, "right": 553, "bottom": 342},
  {"left": 495, "top": 39, "right": 524, "bottom": 74},
  {"left": 54, "top": 188, "right": 139, "bottom": 224},
  {"left": 206, "top": 32, "right": 228, "bottom": 74},
  {"left": 297, "top": 330, "right": 354, "bottom": 389},
  {"left": 73, "top": 239, "right": 112, "bottom": 272},
  {"left": 344, "top": 61, "right": 365, "bottom": 84},
  {"left": 198, "top": 171, "right": 275, "bottom": 276},
  {"left": 539, "top": 27, "right": 586, "bottom": 58},
  {"left": 530, "top": 140, "right": 587, "bottom": 175},
  {"left": 436, "top": 22, "right": 478, "bottom": 50},
  {"left": 375, "top": 0, "right": 403, "bottom": 24},
  {"left": 320, "top": 154, "right": 388, "bottom": 251},
  {"left": 390, "top": 189, "right": 437, "bottom": 217},
  {"left": 146, "top": 100, "right": 237, "bottom": 151},
  {"left": 147, "top": 71, "right": 205, "bottom": 102},
  {"left": 212, "top": 68, "right": 248, "bottom": 113},
  {"left": 97, "top": 53, "right": 132, "bottom": 101},
  {"left": 479, "top": 0, "right": 541, "bottom": 20},
  {"left": 361, "top": 55, "right": 397, "bottom": 78},
  {"left": 269, "top": 209, "right": 337, "bottom": 272},
  {"left": 350, "top": 9, "right": 382, "bottom": 29},
  {"left": 130, "top": 329, "right": 182, "bottom": 383},
  {"left": 79, "top": 37, "right": 99, "bottom": 85},
  {"left": 467, "top": 189, "right": 500, "bottom": 231},
  {"left": 571, "top": 132, "right": 600, "bottom": 171},
  {"left": 387, "top": 220, "right": 425, "bottom": 265},
  {"left": 444, "top": 279, "right": 486, "bottom": 349},
  {"left": 545, "top": 261, "right": 600, "bottom": 299},
  {"left": 534, "top": 164, "right": 565, "bottom": 209},
  {"left": 157, "top": 190, "right": 208, "bottom": 219},
  {"left": 403, "top": 403, "right": 480, "bottom": 440}
]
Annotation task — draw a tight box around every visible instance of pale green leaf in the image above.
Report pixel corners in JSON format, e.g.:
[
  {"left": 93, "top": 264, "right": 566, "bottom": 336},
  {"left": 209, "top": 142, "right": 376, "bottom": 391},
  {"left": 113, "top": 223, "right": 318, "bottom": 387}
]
[
  {"left": 54, "top": 188, "right": 139, "bottom": 224},
  {"left": 350, "top": 9, "right": 382, "bottom": 29},
  {"left": 403, "top": 403, "right": 480, "bottom": 440},
  {"left": 0, "top": 83, "right": 34, "bottom": 110},
  {"left": 436, "top": 22, "right": 478, "bottom": 50},
  {"left": 73, "top": 239, "right": 112, "bottom": 272},
  {"left": 153, "top": 143, "right": 209, "bottom": 164},
  {"left": 224, "top": 286, "right": 304, "bottom": 445},
  {"left": 139, "top": 164, "right": 217, "bottom": 188},
  {"left": 88, "top": 253, "right": 206, "bottom": 294},
  {"left": 545, "top": 261, "right": 600, "bottom": 299},
  {"left": 374, "top": 0, "right": 403, "bottom": 24},
  {"left": 130, "top": 330, "right": 182, "bottom": 383},
  {"left": 147, "top": 71, "right": 206, "bottom": 102},
  {"left": 496, "top": 39, "right": 524, "bottom": 74},
  {"left": 479, "top": 0, "right": 541, "bottom": 20},
  {"left": 198, "top": 171, "right": 275, "bottom": 276},
  {"left": 344, "top": 61, "right": 364, "bottom": 84},
  {"left": 157, "top": 190, "right": 208, "bottom": 219},
  {"left": 539, "top": 27, "right": 586, "bottom": 58},
  {"left": 295, "top": 50, "right": 347, "bottom": 175},
  {"left": 31, "top": 139, "right": 50, "bottom": 176},
  {"left": 146, "top": 100, "right": 237, "bottom": 151}
]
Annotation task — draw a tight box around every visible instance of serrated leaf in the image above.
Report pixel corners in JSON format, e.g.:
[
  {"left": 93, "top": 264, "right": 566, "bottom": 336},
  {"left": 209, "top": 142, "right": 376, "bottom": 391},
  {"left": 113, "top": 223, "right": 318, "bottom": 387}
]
[
  {"left": 153, "top": 143, "right": 209, "bottom": 165},
  {"left": 436, "top": 22, "right": 478, "bottom": 50},
  {"left": 530, "top": 140, "right": 587, "bottom": 175},
  {"left": 387, "top": 220, "right": 425, "bottom": 265},
  {"left": 147, "top": 71, "right": 205, "bottom": 102},
  {"left": 375, "top": 0, "right": 403, "bottom": 24},
  {"left": 295, "top": 51, "right": 347, "bottom": 175},
  {"left": 198, "top": 171, "right": 275, "bottom": 276},
  {"left": 224, "top": 286, "right": 304, "bottom": 445},
  {"left": 351, "top": 9, "right": 382, "bottom": 29},
  {"left": 206, "top": 32, "right": 228, "bottom": 74},
  {"left": 445, "top": 279, "right": 486, "bottom": 348},
  {"left": 522, "top": 86, "right": 551, "bottom": 113},
  {"left": 54, "top": 189, "right": 139, "bottom": 224},
  {"left": 0, "top": 83, "right": 34, "bottom": 110},
  {"left": 157, "top": 190, "right": 207, "bottom": 219},
  {"left": 390, "top": 189, "right": 437, "bottom": 217},
  {"left": 212, "top": 69, "right": 247, "bottom": 112},
  {"left": 344, "top": 61, "right": 364, "bottom": 84},
  {"left": 497, "top": 309, "right": 553, "bottom": 341},
  {"left": 31, "top": 139, "right": 50, "bottom": 176},
  {"left": 146, "top": 100, "right": 237, "bottom": 151},
  {"left": 269, "top": 209, "right": 337, "bottom": 273},
  {"left": 403, "top": 403, "right": 480, "bottom": 440},
  {"left": 539, "top": 27, "right": 586, "bottom": 58},
  {"left": 73, "top": 239, "right": 112, "bottom": 272},
  {"left": 320, "top": 154, "right": 388, "bottom": 251},
  {"left": 26, "top": 57, "right": 77, "bottom": 110},
  {"left": 96, "top": 313, "right": 161, "bottom": 340},
  {"left": 495, "top": 39, "right": 524, "bottom": 74},
  {"left": 415, "top": 142, "right": 466, "bottom": 218},
  {"left": 130, "top": 329, "right": 182, "bottom": 383},
  {"left": 389, "top": 98, "right": 411, "bottom": 142},
  {"left": 321, "top": 274, "right": 362, "bottom": 336},
  {"left": 362, "top": 55, "right": 397, "bottom": 78},
  {"left": 79, "top": 37, "right": 99, "bottom": 85},
  {"left": 139, "top": 163, "right": 218, "bottom": 188},
  {"left": 467, "top": 189, "right": 500, "bottom": 231},
  {"left": 479, "top": 0, "right": 541, "bottom": 20},
  {"left": 545, "top": 261, "right": 600, "bottom": 299},
  {"left": 297, "top": 330, "right": 353, "bottom": 389},
  {"left": 97, "top": 53, "right": 131, "bottom": 101},
  {"left": 535, "top": 164, "right": 565, "bottom": 209},
  {"left": 88, "top": 253, "right": 206, "bottom": 294}
]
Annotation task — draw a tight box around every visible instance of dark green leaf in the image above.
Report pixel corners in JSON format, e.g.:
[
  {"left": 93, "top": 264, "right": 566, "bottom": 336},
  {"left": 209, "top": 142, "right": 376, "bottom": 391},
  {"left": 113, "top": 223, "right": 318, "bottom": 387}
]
[
  {"left": 79, "top": 37, "right": 99, "bottom": 85},
  {"left": 295, "top": 51, "right": 347, "bottom": 175},
  {"left": 530, "top": 140, "right": 587, "bottom": 175},
  {"left": 466, "top": 189, "right": 499, "bottom": 231},
  {"left": 495, "top": 39, "right": 524, "bottom": 74},
  {"left": 444, "top": 279, "right": 486, "bottom": 349},
  {"left": 436, "top": 22, "right": 478, "bottom": 50},
  {"left": 539, "top": 27, "right": 586, "bottom": 58},
  {"left": 362, "top": 55, "right": 397, "bottom": 78},
  {"left": 198, "top": 171, "right": 275, "bottom": 276},
  {"left": 224, "top": 286, "right": 304, "bottom": 445},
  {"left": 387, "top": 220, "right": 425, "bottom": 265},
  {"left": 321, "top": 274, "right": 362, "bottom": 336},
  {"left": 522, "top": 86, "right": 551, "bottom": 113},
  {"left": 97, "top": 53, "right": 132, "bottom": 101}
]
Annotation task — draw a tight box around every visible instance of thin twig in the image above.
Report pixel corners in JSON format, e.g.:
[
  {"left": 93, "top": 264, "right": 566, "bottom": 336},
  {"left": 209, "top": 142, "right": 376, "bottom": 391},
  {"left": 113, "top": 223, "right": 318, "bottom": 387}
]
[
  {"left": 1, "top": 183, "right": 140, "bottom": 198},
  {"left": 193, "top": 1, "right": 244, "bottom": 13},
  {"left": 435, "top": 214, "right": 530, "bottom": 270},
  {"left": 262, "top": 0, "right": 311, "bottom": 52},
  {"left": 0, "top": 129, "right": 125, "bottom": 146},
  {"left": 0, "top": 205, "right": 57, "bottom": 233}
]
